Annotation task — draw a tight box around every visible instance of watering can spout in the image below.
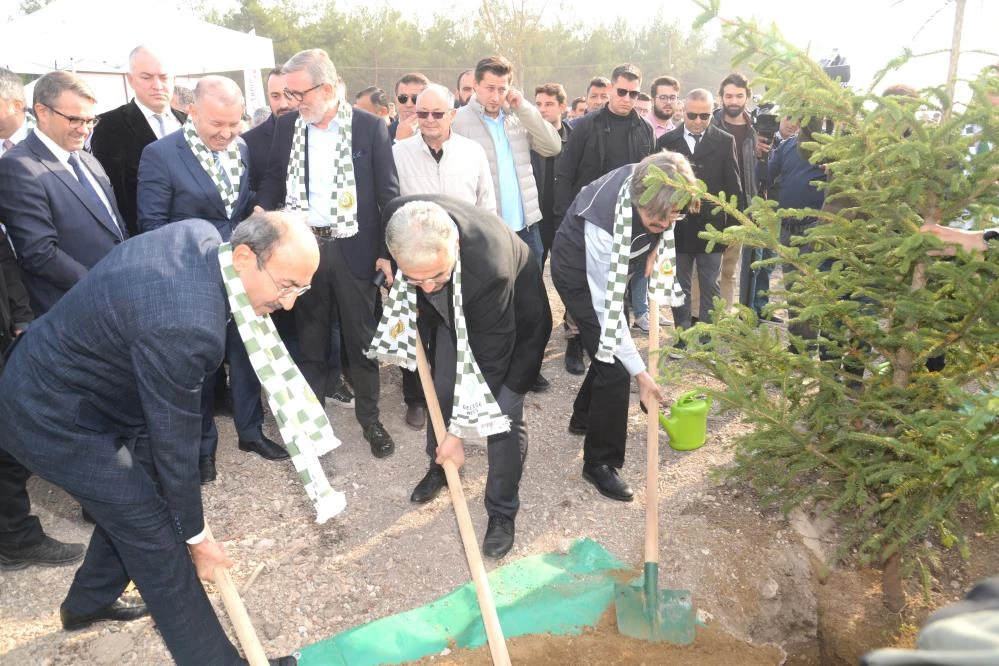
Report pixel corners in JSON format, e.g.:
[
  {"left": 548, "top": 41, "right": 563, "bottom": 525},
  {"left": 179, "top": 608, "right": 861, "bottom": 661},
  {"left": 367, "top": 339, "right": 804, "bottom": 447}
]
[{"left": 658, "top": 389, "right": 711, "bottom": 451}]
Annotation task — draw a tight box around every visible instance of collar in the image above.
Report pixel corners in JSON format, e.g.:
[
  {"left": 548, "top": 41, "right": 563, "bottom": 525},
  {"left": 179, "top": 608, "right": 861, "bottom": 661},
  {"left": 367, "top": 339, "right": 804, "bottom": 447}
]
[
  {"left": 134, "top": 98, "right": 171, "bottom": 120},
  {"left": 646, "top": 112, "right": 673, "bottom": 131},
  {"left": 685, "top": 127, "right": 704, "bottom": 140},
  {"left": 34, "top": 128, "right": 73, "bottom": 165}
]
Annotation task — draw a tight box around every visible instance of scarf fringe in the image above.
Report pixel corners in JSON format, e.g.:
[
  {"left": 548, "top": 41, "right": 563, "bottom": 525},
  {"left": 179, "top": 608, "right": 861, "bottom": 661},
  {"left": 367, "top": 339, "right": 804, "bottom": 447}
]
[{"left": 449, "top": 415, "right": 512, "bottom": 439}]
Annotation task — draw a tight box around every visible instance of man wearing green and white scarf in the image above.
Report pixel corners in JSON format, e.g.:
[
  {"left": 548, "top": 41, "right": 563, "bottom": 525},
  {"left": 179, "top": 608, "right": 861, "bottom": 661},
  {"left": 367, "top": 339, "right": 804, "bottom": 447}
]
[
  {"left": 551, "top": 151, "right": 696, "bottom": 503},
  {"left": 377, "top": 195, "right": 551, "bottom": 559}
]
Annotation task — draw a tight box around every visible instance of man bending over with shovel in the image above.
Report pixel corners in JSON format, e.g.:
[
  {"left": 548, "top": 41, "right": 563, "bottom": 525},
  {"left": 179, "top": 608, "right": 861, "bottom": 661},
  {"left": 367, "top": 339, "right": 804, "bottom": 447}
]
[
  {"left": 373, "top": 195, "right": 551, "bottom": 559},
  {"left": 551, "top": 151, "right": 696, "bottom": 501}
]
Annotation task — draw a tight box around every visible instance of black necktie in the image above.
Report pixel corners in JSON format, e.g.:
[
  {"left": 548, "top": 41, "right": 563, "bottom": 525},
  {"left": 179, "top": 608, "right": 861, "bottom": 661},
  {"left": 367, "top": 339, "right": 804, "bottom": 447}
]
[
  {"left": 68, "top": 153, "right": 120, "bottom": 238},
  {"left": 690, "top": 133, "right": 701, "bottom": 150}
]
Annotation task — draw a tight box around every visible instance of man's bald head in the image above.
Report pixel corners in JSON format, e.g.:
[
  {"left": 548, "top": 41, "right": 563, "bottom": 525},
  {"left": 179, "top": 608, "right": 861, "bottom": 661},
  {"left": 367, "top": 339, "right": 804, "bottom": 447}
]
[{"left": 189, "top": 76, "right": 245, "bottom": 151}]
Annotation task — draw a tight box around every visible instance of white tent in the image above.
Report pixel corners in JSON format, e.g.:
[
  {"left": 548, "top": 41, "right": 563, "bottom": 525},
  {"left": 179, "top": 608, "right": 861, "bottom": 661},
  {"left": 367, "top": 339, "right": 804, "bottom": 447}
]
[{"left": 0, "top": 0, "right": 274, "bottom": 111}]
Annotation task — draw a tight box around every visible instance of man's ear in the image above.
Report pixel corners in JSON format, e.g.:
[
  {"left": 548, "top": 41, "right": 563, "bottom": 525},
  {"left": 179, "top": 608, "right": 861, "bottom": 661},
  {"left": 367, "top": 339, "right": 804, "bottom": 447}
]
[{"left": 231, "top": 243, "right": 257, "bottom": 273}]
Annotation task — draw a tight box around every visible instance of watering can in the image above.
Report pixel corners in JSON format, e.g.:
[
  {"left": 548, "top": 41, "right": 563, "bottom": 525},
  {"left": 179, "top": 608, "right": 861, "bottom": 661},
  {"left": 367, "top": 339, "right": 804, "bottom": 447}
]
[{"left": 659, "top": 390, "right": 711, "bottom": 451}]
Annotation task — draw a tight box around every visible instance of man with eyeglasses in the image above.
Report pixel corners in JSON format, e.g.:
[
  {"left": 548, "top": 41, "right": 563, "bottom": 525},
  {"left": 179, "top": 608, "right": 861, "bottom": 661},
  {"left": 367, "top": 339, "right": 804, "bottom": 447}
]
[
  {"left": 390, "top": 72, "right": 429, "bottom": 142},
  {"left": 647, "top": 75, "right": 680, "bottom": 140},
  {"left": 258, "top": 48, "right": 401, "bottom": 459},
  {"left": 656, "top": 88, "right": 743, "bottom": 351},
  {"left": 137, "top": 76, "right": 287, "bottom": 482},
  {"left": 382, "top": 196, "right": 551, "bottom": 558},
  {"left": 0, "top": 71, "right": 125, "bottom": 317},
  {"left": 0, "top": 212, "right": 312, "bottom": 665}
]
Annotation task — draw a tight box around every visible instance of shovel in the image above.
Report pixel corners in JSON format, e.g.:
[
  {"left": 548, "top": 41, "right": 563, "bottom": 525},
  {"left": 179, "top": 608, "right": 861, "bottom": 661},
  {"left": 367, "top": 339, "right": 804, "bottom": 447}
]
[
  {"left": 413, "top": 330, "right": 512, "bottom": 666},
  {"left": 614, "top": 296, "right": 696, "bottom": 643}
]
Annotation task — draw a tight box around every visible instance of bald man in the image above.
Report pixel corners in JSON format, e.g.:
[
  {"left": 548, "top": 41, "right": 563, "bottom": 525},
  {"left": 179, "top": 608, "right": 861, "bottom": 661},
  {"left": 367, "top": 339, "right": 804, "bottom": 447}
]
[{"left": 138, "top": 75, "right": 288, "bottom": 483}]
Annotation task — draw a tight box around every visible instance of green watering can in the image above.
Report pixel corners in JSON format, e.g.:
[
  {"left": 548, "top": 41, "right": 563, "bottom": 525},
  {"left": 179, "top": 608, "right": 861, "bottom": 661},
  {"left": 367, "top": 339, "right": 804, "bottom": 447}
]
[{"left": 659, "top": 390, "right": 711, "bottom": 451}]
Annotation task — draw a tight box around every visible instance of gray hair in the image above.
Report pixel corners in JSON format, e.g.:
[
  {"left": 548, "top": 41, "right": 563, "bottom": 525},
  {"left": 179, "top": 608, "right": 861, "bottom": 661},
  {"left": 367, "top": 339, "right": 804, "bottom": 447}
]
[
  {"left": 283, "top": 49, "right": 338, "bottom": 87},
  {"left": 231, "top": 211, "right": 290, "bottom": 266},
  {"left": 630, "top": 151, "right": 697, "bottom": 220},
  {"left": 0, "top": 68, "right": 25, "bottom": 103},
  {"left": 386, "top": 201, "right": 459, "bottom": 266},
  {"left": 686, "top": 88, "right": 713, "bottom": 106},
  {"left": 194, "top": 75, "right": 244, "bottom": 107},
  {"left": 33, "top": 71, "right": 96, "bottom": 108},
  {"left": 419, "top": 83, "right": 455, "bottom": 108}
]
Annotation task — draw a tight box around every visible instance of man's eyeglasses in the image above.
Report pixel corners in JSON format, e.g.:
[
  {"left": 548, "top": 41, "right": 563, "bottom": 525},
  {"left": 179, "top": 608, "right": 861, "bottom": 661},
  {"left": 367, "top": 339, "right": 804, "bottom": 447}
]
[
  {"left": 415, "top": 110, "right": 447, "bottom": 120},
  {"left": 397, "top": 93, "right": 418, "bottom": 104},
  {"left": 616, "top": 88, "right": 639, "bottom": 100},
  {"left": 261, "top": 264, "right": 311, "bottom": 297},
  {"left": 686, "top": 112, "right": 712, "bottom": 121},
  {"left": 655, "top": 94, "right": 678, "bottom": 103},
  {"left": 43, "top": 104, "right": 99, "bottom": 129},
  {"left": 283, "top": 83, "right": 323, "bottom": 102}
]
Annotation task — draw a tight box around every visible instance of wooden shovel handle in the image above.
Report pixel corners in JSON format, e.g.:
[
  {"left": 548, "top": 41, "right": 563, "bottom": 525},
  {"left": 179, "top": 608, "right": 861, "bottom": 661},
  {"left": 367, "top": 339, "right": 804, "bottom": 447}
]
[
  {"left": 645, "top": 298, "right": 660, "bottom": 566},
  {"left": 413, "top": 330, "right": 512, "bottom": 666}
]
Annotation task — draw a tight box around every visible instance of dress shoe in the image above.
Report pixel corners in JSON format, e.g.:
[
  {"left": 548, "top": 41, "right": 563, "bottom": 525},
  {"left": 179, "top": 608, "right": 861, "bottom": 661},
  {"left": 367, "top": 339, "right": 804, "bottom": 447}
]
[
  {"left": 565, "top": 336, "right": 585, "bottom": 375},
  {"left": 410, "top": 466, "right": 446, "bottom": 503},
  {"left": 363, "top": 421, "right": 395, "bottom": 458},
  {"left": 530, "top": 373, "right": 551, "bottom": 393},
  {"left": 582, "top": 464, "right": 634, "bottom": 502},
  {"left": 61, "top": 597, "right": 150, "bottom": 631},
  {"left": 568, "top": 411, "right": 588, "bottom": 436},
  {"left": 482, "top": 515, "right": 515, "bottom": 559},
  {"left": 0, "top": 535, "right": 84, "bottom": 570},
  {"left": 239, "top": 435, "right": 290, "bottom": 461},
  {"left": 199, "top": 455, "right": 217, "bottom": 484},
  {"left": 405, "top": 404, "right": 427, "bottom": 430}
]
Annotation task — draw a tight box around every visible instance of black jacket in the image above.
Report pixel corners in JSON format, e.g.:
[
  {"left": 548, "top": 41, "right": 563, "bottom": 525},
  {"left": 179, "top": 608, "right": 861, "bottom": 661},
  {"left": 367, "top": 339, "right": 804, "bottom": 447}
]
[
  {"left": 657, "top": 124, "right": 743, "bottom": 254},
  {"left": 91, "top": 100, "right": 186, "bottom": 237},
  {"left": 241, "top": 114, "right": 276, "bottom": 193},
  {"left": 0, "top": 227, "right": 32, "bottom": 351},
  {"left": 530, "top": 121, "right": 572, "bottom": 222},
  {"left": 553, "top": 106, "right": 654, "bottom": 219}
]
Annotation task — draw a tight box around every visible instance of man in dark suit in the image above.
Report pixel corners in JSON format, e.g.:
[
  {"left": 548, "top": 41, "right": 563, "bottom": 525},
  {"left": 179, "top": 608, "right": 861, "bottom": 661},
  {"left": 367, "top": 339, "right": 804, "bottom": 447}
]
[
  {"left": 656, "top": 88, "right": 743, "bottom": 338},
  {"left": 0, "top": 71, "right": 126, "bottom": 316},
  {"left": 90, "top": 46, "right": 186, "bottom": 238},
  {"left": 137, "top": 76, "right": 285, "bottom": 482},
  {"left": 242, "top": 67, "right": 299, "bottom": 192},
  {"left": 383, "top": 195, "right": 552, "bottom": 558},
  {"left": 0, "top": 213, "right": 311, "bottom": 665},
  {"left": 0, "top": 224, "right": 85, "bottom": 571},
  {"left": 258, "top": 48, "right": 401, "bottom": 459}
]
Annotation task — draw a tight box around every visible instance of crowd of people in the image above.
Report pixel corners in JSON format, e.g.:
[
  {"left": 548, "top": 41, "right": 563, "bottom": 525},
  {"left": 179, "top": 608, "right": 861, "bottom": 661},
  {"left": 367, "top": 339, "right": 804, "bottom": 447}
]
[{"left": 0, "top": 44, "right": 995, "bottom": 665}]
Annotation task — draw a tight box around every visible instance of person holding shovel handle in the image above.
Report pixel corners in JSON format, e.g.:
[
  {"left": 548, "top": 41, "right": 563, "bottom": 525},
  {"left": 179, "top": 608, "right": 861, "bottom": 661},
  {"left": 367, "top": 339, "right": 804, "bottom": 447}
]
[{"left": 550, "top": 151, "right": 696, "bottom": 502}]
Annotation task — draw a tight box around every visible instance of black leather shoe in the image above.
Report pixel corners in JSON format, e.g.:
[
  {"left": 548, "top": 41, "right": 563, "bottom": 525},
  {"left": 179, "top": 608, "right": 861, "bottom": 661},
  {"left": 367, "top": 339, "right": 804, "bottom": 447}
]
[
  {"left": 482, "top": 515, "right": 515, "bottom": 559},
  {"left": 565, "top": 336, "right": 585, "bottom": 375},
  {"left": 405, "top": 404, "right": 426, "bottom": 430},
  {"left": 568, "top": 411, "right": 588, "bottom": 436},
  {"left": 582, "top": 464, "right": 634, "bottom": 502},
  {"left": 410, "top": 466, "right": 446, "bottom": 503},
  {"left": 199, "top": 455, "right": 217, "bottom": 484},
  {"left": 61, "top": 597, "right": 150, "bottom": 630},
  {"left": 0, "top": 535, "right": 84, "bottom": 570},
  {"left": 363, "top": 421, "right": 395, "bottom": 458},
  {"left": 530, "top": 373, "right": 551, "bottom": 393},
  {"left": 239, "top": 435, "right": 290, "bottom": 461}
]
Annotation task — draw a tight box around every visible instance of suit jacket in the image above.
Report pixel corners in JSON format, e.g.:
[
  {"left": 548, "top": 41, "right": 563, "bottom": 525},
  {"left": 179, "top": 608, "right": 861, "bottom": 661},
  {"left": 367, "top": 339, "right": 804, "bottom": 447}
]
[
  {"left": 0, "top": 226, "right": 32, "bottom": 348},
  {"left": 257, "top": 108, "right": 399, "bottom": 280},
  {"left": 136, "top": 130, "right": 254, "bottom": 241},
  {"left": 0, "top": 219, "right": 228, "bottom": 541},
  {"left": 657, "top": 124, "right": 743, "bottom": 254},
  {"left": 382, "top": 194, "right": 552, "bottom": 395},
  {"left": 241, "top": 114, "right": 276, "bottom": 193},
  {"left": 91, "top": 99, "right": 187, "bottom": 237},
  {"left": 0, "top": 132, "right": 126, "bottom": 315}
]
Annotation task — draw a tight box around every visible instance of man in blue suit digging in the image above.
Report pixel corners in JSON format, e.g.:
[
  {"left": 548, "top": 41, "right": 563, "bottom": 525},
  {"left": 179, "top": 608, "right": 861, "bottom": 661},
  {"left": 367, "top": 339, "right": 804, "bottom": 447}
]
[{"left": 0, "top": 212, "right": 316, "bottom": 665}]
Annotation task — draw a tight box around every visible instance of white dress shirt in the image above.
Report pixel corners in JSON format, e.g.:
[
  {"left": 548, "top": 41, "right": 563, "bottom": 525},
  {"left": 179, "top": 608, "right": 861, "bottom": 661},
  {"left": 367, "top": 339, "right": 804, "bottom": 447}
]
[
  {"left": 135, "top": 98, "right": 182, "bottom": 139},
  {"left": 306, "top": 119, "right": 341, "bottom": 228}
]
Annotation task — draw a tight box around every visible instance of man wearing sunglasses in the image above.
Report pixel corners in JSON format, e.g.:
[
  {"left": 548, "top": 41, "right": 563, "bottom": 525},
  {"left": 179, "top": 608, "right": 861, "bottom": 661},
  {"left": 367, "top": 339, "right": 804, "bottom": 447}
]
[
  {"left": 0, "top": 71, "right": 126, "bottom": 317},
  {"left": 656, "top": 89, "right": 743, "bottom": 349},
  {"left": 390, "top": 72, "right": 429, "bottom": 142}
]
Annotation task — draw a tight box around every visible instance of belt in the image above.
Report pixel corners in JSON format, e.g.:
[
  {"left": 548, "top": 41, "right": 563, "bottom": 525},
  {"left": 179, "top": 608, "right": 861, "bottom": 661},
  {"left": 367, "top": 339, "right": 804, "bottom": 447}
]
[{"left": 310, "top": 225, "right": 334, "bottom": 239}]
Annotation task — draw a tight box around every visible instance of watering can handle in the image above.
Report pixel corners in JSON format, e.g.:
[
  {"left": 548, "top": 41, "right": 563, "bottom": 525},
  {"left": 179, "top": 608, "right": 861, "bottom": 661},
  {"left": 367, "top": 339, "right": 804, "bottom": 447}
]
[{"left": 675, "top": 388, "right": 710, "bottom": 404}]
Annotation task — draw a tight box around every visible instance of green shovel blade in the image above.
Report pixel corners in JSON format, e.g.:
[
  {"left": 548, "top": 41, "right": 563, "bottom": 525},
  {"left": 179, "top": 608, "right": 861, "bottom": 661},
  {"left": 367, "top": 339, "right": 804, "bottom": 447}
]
[{"left": 614, "top": 564, "right": 696, "bottom": 644}]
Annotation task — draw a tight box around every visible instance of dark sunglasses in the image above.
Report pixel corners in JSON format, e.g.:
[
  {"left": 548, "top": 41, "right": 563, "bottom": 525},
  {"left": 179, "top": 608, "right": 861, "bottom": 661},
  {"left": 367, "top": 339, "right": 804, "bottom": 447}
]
[
  {"left": 616, "top": 88, "right": 639, "bottom": 99},
  {"left": 686, "top": 112, "right": 712, "bottom": 120},
  {"left": 415, "top": 110, "right": 447, "bottom": 119},
  {"left": 397, "top": 93, "right": 418, "bottom": 104}
]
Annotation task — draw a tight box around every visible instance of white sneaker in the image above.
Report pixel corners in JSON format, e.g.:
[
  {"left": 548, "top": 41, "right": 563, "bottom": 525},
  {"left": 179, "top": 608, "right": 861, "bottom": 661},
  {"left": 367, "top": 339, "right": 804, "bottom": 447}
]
[
  {"left": 633, "top": 313, "right": 650, "bottom": 332},
  {"left": 658, "top": 312, "right": 671, "bottom": 326}
]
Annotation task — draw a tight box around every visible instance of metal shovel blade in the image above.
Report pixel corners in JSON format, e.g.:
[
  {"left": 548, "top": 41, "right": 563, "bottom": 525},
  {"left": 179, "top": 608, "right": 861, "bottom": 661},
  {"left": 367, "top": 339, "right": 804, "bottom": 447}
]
[{"left": 615, "top": 563, "right": 695, "bottom": 644}]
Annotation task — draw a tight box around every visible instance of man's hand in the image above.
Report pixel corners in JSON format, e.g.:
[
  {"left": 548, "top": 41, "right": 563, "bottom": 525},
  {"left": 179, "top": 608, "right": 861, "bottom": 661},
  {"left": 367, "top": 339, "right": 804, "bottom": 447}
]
[
  {"left": 506, "top": 87, "right": 524, "bottom": 111},
  {"left": 253, "top": 205, "right": 265, "bottom": 215},
  {"left": 636, "top": 371, "right": 666, "bottom": 412},
  {"left": 435, "top": 433, "right": 465, "bottom": 469},
  {"left": 395, "top": 119, "right": 419, "bottom": 141},
  {"left": 189, "top": 540, "right": 233, "bottom": 582},
  {"left": 754, "top": 136, "right": 771, "bottom": 159},
  {"left": 375, "top": 258, "right": 394, "bottom": 287}
]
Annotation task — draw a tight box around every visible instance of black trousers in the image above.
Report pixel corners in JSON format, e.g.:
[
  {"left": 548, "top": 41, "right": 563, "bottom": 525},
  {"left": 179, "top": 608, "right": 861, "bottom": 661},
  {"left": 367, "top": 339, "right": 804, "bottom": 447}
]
[
  {"left": 295, "top": 238, "right": 381, "bottom": 426},
  {"left": 553, "top": 272, "right": 631, "bottom": 469},
  {"left": 422, "top": 325, "right": 527, "bottom": 521}
]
